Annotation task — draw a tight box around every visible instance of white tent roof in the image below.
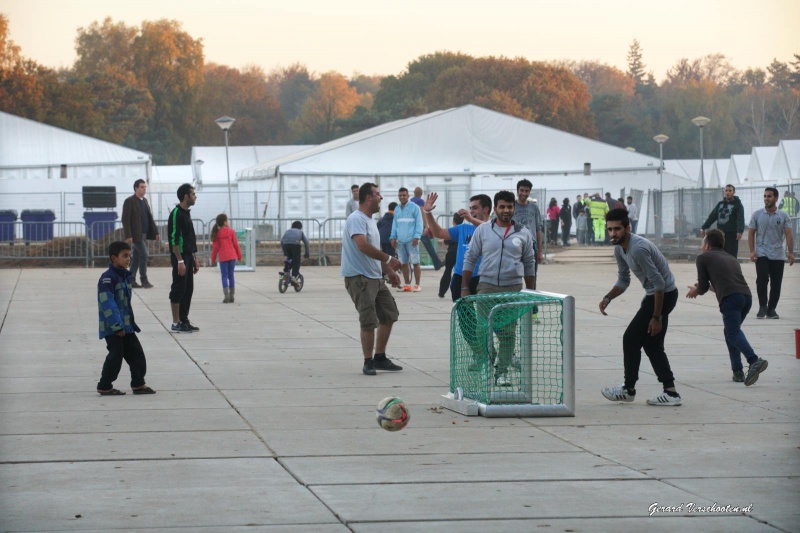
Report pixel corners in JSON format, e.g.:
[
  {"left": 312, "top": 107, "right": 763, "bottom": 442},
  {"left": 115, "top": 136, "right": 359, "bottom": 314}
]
[
  {"left": 192, "top": 145, "right": 312, "bottom": 185},
  {"left": 0, "top": 111, "right": 150, "bottom": 168},
  {"left": 727, "top": 154, "right": 750, "bottom": 185},
  {"left": 709, "top": 159, "right": 730, "bottom": 188},
  {"left": 746, "top": 146, "right": 778, "bottom": 181},
  {"left": 663, "top": 159, "right": 714, "bottom": 185},
  {"left": 151, "top": 165, "right": 192, "bottom": 184},
  {"left": 239, "top": 105, "right": 662, "bottom": 179},
  {"left": 769, "top": 140, "right": 800, "bottom": 182}
]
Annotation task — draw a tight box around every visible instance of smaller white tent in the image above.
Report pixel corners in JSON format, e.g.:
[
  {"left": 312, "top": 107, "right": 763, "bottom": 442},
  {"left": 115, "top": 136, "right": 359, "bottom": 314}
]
[
  {"left": 726, "top": 154, "right": 750, "bottom": 185},
  {"left": 769, "top": 140, "right": 800, "bottom": 183},
  {"left": 709, "top": 159, "right": 730, "bottom": 188},
  {"left": 746, "top": 146, "right": 779, "bottom": 182}
]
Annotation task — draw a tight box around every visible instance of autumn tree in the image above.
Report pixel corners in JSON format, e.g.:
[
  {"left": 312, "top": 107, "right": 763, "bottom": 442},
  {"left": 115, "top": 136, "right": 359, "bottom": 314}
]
[
  {"left": 290, "top": 71, "right": 360, "bottom": 142},
  {"left": 0, "top": 14, "right": 53, "bottom": 120},
  {"left": 374, "top": 51, "right": 473, "bottom": 118},
  {"left": 74, "top": 17, "right": 137, "bottom": 76},
  {"left": 196, "top": 63, "right": 285, "bottom": 145},
  {"left": 131, "top": 19, "right": 204, "bottom": 163},
  {"left": 266, "top": 63, "right": 317, "bottom": 123}
]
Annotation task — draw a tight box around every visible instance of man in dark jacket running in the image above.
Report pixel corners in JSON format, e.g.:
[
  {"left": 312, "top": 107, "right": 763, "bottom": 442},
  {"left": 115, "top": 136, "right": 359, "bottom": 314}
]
[{"left": 701, "top": 184, "right": 745, "bottom": 258}]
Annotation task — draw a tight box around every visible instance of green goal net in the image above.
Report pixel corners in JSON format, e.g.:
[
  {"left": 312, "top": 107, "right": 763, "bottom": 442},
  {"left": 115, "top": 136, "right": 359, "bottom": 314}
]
[{"left": 443, "top": 290, "right": 575, "bottom": 417}]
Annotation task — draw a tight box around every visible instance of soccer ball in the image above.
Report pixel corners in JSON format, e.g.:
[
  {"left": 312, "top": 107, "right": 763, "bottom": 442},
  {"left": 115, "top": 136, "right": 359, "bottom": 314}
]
[{"left": 375, "top": 397, "right": 410, "bottom": 432}]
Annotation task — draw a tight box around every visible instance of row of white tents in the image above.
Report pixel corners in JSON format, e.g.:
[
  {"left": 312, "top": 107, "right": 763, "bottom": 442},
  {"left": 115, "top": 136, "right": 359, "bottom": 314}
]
[
  {"left": 665, "top": 141, "right": 799, "bottom": 189},
  {"left": 1, "top": 106, "right": 797, "bottom": 227}
]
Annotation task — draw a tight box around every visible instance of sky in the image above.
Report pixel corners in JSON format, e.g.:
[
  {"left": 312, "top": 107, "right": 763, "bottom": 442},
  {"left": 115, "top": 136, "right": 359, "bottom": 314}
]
[{"left": 1, "top": 0, "right": 798, "bottom": 81}]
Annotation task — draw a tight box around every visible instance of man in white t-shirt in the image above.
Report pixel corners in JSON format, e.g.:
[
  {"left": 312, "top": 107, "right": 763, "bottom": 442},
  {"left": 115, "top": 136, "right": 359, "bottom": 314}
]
[{"left": 342, "top": 183, "right": 404, "bottom": 376}]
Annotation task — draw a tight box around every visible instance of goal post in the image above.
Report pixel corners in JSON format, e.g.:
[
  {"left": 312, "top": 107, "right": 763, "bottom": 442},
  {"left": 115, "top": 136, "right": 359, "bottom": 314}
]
[{"left": 441, "top": 289, "right": 575, "bottom": 417}]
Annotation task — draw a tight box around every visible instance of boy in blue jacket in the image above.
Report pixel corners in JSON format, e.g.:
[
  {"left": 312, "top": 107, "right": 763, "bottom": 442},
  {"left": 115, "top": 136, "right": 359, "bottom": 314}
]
[{"left": 96, "top": 241, "right": 155, "bottom": 396}]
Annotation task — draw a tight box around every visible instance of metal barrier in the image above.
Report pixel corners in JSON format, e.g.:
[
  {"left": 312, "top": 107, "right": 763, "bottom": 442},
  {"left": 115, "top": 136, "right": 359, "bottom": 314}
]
[
  {"left": 206, "top": 218, "right": 325, "bottom": 265},
  {"left": 0, "top": 222, "right": 91, "bottom": 266}
]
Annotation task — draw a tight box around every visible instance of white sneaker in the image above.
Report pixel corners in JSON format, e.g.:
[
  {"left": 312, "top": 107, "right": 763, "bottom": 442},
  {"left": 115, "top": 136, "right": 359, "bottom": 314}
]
[
  {"left": 412, "top": 285, "right": 422, "bottom": 292},
  {"left": 646, "top": 392, "right": 682, "bottom": 406},
  {"left": 495, "top": 373, "right": 512, "bottom": 387},
  {"left": 601, "top": 384, "right": 635, "bottom": 402}
]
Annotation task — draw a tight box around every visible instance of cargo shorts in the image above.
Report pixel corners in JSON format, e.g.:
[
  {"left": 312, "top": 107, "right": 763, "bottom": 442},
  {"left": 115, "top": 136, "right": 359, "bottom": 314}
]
[{"left": 345, "top": 275, "right": 400, "bottom": 330}]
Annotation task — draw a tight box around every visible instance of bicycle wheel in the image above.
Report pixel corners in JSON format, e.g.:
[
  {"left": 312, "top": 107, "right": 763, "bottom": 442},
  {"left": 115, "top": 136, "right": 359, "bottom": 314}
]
[
  {"left": 278, "top": 275, "right": 288, "bottom": 293},
  {"left": 294, "top": 273, "right": 304, "bottom": 292}
]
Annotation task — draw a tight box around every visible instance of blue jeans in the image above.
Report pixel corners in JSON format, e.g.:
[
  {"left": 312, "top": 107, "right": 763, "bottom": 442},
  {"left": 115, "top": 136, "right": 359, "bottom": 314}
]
[
  {"left": 720, "top": 293, "right": 757, "bottom": 371},
  {"left": 219, "top": 259, "right": 236, "bottom": 289},
  {"left": 130, "top": 240, "right": 149, "bottom": 283}
]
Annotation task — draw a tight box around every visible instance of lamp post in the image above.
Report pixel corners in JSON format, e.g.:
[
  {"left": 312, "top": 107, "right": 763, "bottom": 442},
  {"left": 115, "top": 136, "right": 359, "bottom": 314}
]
[
  {"left": 691, "top": 116, "right": 710, "bottom": 215},
  {"left": 653, "top": 134, "right": 669, "bottom": 241},
  {"left": 215, "top": 115, "right": 236, "bottom": 217}
]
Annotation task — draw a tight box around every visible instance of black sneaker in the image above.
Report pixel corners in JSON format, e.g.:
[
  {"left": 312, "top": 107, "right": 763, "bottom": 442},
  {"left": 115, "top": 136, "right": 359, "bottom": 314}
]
[
  {"left": 142, "top": 281, "right": 154, "bottom": 289},
  {"left": 171, "top": 322, "right": 191, "bottom": 334},
  {"left": 373, "top": 356, "right": 403, "bottom": 371},
  {"left": 362, "top": 359, "right": 376, "bottom": 376},
  {"left": 745, "top": 358, "right": 768, "bottom": 386},
  {"left": 182, "top": 321, "right": 200, "bottom": 332},
  {"left": 756, "top": 306, "right": 767, "bottom": 319},
  {"left": 732, "top": 370, "right": 745, "bottom": 382},
  {"left": 766, "top": 308, "right": 779, "bottom": 319},
  {"left": 132, "top": 281, "right": 143, "bottom": 289}
]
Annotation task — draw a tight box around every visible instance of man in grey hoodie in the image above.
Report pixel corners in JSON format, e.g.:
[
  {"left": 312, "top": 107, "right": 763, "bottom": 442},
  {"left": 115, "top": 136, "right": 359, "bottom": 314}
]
[
  {"left": 462, "top": 190, "right": 536, "bottom": 386},
  {"left": 598, "top": 208, "right": 682, "bottom": 407},
  {"left": 701, "top": 184, "right": 745, "bottom": 258}
]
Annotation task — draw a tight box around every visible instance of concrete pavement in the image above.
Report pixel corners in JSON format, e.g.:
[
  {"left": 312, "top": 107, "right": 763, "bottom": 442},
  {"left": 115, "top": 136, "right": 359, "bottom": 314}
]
[{"left": 0, "top": 260, "right": 798, "bottom": 532}]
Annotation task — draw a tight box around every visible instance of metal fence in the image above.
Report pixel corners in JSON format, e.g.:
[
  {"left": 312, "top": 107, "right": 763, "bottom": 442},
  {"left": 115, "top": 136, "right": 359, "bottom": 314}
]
[
  {"left": 643, "top": 184, "right": 799, "bottom": 256},
  {"left": 2, "top": 184, "right": 796, "bottom": 265}
]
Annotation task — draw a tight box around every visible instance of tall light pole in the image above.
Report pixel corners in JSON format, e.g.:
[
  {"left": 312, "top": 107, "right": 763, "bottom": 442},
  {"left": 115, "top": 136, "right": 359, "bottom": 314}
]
[
  {"left": 691, "top": 116, "right": 710, "bottom": 214},
  {"left": 215, "top": 115, "right": 236, "bottom": 217},
  {"left": 653, "top": 134, "right": 669, "bottom": 240}
]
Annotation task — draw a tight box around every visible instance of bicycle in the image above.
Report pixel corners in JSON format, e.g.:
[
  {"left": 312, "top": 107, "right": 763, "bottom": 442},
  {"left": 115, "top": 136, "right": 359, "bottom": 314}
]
[{"left": 278, "top": 257, "right": 304, "bottom": 293}]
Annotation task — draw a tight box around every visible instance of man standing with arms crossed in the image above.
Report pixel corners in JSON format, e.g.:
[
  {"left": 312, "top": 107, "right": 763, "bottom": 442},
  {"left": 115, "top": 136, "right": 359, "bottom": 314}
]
[
  {"left": 513, "top": 179, "right": 544, "bottom": 282},
  {"left": 121, "top": 179, "right": 159, "bottom": 288},
  {"left": 345, "top": 184, "right": 359, "bottom": 217},
  {"left": 599, "top": 208, "right": 682, "bottom": 406},
  {"left": 168, "top": 184, "right": 200, "bottom": 334},
  {"left": 342, "top": 183, "right": 404, "bottom": 376},
  {"left": 461, "top": 191, "right": 536, "bottom": 386},
  {"left": 748, "top": 187, "right": 794, "bottom": 319}
]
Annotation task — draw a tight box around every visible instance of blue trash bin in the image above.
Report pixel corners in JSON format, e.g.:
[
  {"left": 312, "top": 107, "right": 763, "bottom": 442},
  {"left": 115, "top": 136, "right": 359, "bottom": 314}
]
[
  {"left": 21, "top": 210, "right": 55, "bottom": 243},
  {"left": 84, "top": 211, "right": 118, "bottom": 240},
  {"left": 0, "top": 210, "right": 17, "bottom": 243}
]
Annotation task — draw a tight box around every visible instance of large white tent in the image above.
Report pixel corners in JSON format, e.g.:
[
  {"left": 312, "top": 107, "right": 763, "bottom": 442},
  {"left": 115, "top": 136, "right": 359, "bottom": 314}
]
[
  {"left": 238, "top": 105, "right": 697, "bottom": 223},
  {"left": 769, "top": 140, "right": 800, "bottom": 183},
  {"left": 0, "top": 111, "right": 151, "bottom": 222},
  {"left": 746, "top": 146, "right": 779, "bottom": 182},
  {"left": 727, "top": 154, "right": 751, "bottom": 185}
]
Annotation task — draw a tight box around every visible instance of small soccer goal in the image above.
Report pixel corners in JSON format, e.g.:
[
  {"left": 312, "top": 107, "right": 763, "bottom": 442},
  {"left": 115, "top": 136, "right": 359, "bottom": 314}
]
[
  {"left": 234, "top": 228, "right": 256, "bottom": 272},
  {"left": 441, "top": 289, "right": 575, "bottom": 417}
]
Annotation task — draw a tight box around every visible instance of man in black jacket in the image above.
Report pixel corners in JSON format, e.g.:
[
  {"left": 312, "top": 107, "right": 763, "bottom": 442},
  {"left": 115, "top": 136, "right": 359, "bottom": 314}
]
[
  {"left": 121, "top": 179, "right": 159, "bottom": 288},
  {"left": 701, "top": 184, "right": 745, "bottom": 258}
]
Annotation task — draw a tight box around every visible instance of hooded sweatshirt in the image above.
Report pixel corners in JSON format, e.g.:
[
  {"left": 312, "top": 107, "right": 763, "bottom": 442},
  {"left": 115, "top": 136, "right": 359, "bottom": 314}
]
[
  {"left": 701, "top": 195, "right": 745, "bottom": 234},
  {"left": 463, "top": 220, "right": 536, "bottom": 286}
]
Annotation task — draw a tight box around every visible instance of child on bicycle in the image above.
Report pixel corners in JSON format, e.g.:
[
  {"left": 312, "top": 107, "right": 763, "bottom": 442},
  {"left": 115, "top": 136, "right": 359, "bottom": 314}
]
[
  {"left": 210, "top": 213, "right": 242, "bottom": 303},
  {"left": 280, "top": 221, "right": 310, "bottom": 283}
]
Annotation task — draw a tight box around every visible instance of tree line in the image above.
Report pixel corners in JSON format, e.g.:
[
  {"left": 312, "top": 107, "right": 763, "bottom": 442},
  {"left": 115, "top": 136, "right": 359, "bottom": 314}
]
[{"left": 1, "top": 15, "right": 798, "bottom": 165}]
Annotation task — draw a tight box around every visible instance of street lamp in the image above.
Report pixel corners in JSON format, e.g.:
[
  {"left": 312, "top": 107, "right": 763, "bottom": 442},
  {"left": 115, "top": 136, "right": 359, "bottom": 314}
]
[
  {"left": 691, "top": 116, "right": 710, "bottom": 213},
  {"left": 215, "top": 115, "right": 236, "bottom": 217},
  {"left": 653, "top": 134, "right": 669, "bottom": 241}
]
